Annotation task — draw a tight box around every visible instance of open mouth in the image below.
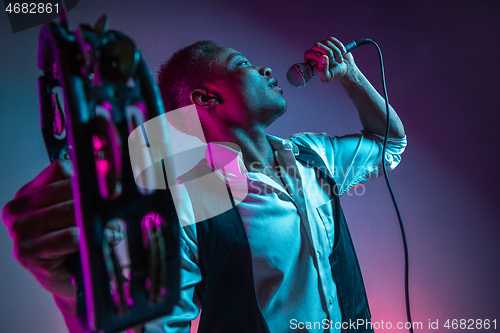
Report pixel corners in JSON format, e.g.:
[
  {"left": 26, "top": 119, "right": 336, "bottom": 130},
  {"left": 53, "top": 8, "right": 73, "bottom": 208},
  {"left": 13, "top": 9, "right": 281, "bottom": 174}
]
[{"left": 268, "top": 78, "right": 278, "bottom": 88}]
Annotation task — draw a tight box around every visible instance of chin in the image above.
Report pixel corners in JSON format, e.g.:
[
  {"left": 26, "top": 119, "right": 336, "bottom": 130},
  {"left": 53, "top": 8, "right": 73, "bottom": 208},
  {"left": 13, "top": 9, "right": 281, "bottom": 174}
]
[
  {"left": 266, "top": 102, "right": 287, "bottom": 126},
  {"left": 277, "top": 99, "right": 287, "bottom": 116},
  {"left": 277, "top": 105, "right": 287, "bottom": 119}
]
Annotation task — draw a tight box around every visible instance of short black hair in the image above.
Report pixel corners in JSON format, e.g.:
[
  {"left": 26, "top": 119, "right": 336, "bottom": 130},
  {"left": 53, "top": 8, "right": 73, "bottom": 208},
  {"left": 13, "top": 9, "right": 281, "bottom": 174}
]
[{"left": 157, "top": 40, "right": 219, "bottom": 136}]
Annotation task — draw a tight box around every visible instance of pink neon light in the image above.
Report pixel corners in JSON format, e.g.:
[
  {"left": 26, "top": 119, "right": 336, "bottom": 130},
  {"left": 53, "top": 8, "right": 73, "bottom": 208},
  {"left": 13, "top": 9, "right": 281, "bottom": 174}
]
[
  {"left": 92, "top": 135, "right": 103, "bottom": 150},
  {"left": 141, "top": 212, "right": 162, "bottom": 229}
]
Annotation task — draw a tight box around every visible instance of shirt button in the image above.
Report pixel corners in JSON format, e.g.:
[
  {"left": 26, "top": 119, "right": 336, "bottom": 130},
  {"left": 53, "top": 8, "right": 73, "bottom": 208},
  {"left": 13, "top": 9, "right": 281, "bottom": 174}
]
[
  {"left": 329, "top": 296, "right": 333, "bottom": 305},
  {"left": 316, "top": 251, "right": 321, "bottom": 258}
]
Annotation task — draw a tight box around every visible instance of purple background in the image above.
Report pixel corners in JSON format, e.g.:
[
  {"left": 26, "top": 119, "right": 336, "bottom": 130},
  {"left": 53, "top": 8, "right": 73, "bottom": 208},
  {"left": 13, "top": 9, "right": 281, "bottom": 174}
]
[{"left": 1, "top": 0, "right": 499, "bottom": 332}]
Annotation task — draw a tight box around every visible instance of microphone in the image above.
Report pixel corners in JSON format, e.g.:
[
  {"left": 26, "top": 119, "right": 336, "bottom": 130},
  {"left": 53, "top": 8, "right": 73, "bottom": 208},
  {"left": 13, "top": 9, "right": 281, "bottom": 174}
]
[{"left": 286, "top": 38, "right": 372, "bottom": 87}]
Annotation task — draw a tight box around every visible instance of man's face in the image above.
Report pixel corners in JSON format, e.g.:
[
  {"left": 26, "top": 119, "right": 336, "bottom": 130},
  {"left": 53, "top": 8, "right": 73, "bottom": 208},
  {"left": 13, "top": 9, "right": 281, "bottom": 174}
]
[{"left": 206, "top": 47, "right": 287, "bottom": 130}]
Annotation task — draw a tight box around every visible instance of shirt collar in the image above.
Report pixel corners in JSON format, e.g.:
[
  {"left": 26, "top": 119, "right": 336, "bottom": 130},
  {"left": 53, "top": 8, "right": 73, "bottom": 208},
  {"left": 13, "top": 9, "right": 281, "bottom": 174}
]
[
  {"left": 266, "top": 134, "right": 300, "bottom": 156},
  {"left": 203, "top": 135, "right": 299, "bottom": 182},
  {"left": 204, "top": 141, "right": 247, "bottom": 182}
]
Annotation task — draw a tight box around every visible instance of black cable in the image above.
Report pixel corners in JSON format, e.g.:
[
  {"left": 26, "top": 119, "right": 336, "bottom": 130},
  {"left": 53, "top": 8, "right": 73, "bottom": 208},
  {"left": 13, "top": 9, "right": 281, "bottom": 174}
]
[{"left": 368, "top": 40, "right": 413, "bottom": 333}]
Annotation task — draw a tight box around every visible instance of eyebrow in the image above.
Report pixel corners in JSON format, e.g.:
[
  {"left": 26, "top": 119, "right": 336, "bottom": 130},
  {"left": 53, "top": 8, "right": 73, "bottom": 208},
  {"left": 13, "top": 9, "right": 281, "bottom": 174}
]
[{"left": 226, "top": 52, "right": 245, "bottom": 66}]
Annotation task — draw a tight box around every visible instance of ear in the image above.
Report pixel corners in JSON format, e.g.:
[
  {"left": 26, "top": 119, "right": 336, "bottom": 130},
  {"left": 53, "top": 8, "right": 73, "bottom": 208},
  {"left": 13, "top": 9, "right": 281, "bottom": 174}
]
[{"left": 190, "top": 89, "right": 219, "bottom": 107}]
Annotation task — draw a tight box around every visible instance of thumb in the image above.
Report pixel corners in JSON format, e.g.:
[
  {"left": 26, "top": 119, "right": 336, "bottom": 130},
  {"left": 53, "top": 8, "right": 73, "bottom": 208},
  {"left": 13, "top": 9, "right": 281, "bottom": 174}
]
[{"left": 317, "top": 55, "right": 331, "bottom": 82}]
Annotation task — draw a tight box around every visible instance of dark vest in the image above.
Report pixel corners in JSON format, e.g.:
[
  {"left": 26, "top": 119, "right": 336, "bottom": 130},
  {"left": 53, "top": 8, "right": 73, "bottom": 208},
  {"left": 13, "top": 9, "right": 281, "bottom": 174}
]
[{"left": 184, "top": 144, "right": 373, "bottom": 333}]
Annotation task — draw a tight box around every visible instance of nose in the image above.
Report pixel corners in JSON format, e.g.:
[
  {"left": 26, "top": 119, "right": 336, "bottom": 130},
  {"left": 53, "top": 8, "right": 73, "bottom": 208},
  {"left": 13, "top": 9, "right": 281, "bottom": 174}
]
[{"left": 259, "top": 66, "right": 272, "bottom": 77}]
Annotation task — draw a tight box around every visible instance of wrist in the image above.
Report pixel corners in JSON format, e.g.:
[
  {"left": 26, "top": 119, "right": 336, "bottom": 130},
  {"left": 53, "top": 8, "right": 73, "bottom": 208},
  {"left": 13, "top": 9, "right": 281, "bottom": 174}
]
[
  {"left": 338, "top": 63, "right": 362, "bottom": 87},
  {"left": 54, "top": 295, "right": 86, "bottom": 333}
]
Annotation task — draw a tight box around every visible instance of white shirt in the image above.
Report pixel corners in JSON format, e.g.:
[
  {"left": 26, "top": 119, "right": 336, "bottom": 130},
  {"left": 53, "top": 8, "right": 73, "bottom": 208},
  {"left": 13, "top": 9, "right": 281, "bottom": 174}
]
[{"left": 145, "top": 131, "right": 407, "bottom": 333}]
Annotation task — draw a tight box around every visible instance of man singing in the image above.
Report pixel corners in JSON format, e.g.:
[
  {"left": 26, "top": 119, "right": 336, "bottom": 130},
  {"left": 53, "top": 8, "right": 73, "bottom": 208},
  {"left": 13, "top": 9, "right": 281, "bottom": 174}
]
[{"left": 2, "top": 37, "right": 406, "bottom": 332}]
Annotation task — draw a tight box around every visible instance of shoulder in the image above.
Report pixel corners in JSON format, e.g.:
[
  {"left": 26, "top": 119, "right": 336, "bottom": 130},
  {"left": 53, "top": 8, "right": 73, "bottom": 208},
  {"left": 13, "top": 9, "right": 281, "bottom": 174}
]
[{"left": 288, "top": 132, "right": 332, "bottom": 156}]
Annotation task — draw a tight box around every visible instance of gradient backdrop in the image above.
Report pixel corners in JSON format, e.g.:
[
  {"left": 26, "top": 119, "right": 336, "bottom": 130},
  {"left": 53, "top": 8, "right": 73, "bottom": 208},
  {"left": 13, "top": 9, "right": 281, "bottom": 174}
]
[{"left": 1, "top": 0, "right": 499, "bottom": 332}]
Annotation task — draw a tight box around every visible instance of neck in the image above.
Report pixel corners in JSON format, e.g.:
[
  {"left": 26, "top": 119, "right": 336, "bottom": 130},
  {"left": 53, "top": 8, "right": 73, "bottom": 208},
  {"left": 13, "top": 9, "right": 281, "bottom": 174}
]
[{"left": 205, "top": 125, "right": 276, "bottom": 172}]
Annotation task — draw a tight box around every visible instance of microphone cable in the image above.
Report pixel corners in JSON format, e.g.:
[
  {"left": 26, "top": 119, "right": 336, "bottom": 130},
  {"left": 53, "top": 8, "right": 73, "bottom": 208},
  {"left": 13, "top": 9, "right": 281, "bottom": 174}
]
[
  {"left": 367, "top": 39, "right": 414, "bottom": 333},
  {"left": 287, "top": 38, "right": 414, "bottom": 333}
]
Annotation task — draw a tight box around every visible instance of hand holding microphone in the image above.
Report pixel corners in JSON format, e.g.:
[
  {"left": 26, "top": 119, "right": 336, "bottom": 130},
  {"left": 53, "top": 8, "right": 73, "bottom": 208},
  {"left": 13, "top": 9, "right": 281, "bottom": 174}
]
[{"left": 287, "top": 37, "right": 372, "bottom": 87}]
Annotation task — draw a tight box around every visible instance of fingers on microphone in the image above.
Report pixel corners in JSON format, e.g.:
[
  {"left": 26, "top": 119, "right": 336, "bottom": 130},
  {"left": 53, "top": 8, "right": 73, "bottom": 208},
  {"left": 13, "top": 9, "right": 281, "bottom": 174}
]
[
  {"left": 304, "top": 49, "right": 320, "bottom": 63},
  {"left": 310, "top": 40, "right": 344, "bottom": 64},
  {"left": 325, "top": 37, "right": 347, "bottom": 55},
  {"left": 318, "top": 56, "right": 331, "bottom": 82},
  {"left": 304, "top": 51, "right": 329, "bottom": 82},
  {"left": 323, "top": 39, "right": 344, "bottom": 63},
  {"left": 311, "top": 42, "right": 335, "bottom": 63}
]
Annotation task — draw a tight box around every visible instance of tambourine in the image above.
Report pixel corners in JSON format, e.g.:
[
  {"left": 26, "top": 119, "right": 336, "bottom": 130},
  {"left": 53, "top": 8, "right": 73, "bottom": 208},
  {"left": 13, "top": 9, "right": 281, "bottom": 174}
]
[{"left": 38, "top": 12, "right": 180, "bottom": 333}]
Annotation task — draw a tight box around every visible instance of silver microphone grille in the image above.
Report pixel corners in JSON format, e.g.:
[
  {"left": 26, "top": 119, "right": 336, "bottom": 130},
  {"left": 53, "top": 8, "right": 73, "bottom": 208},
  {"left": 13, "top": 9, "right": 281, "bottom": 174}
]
[{"left": 286, "top": 62, "right": 314, "bottom": 88}]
